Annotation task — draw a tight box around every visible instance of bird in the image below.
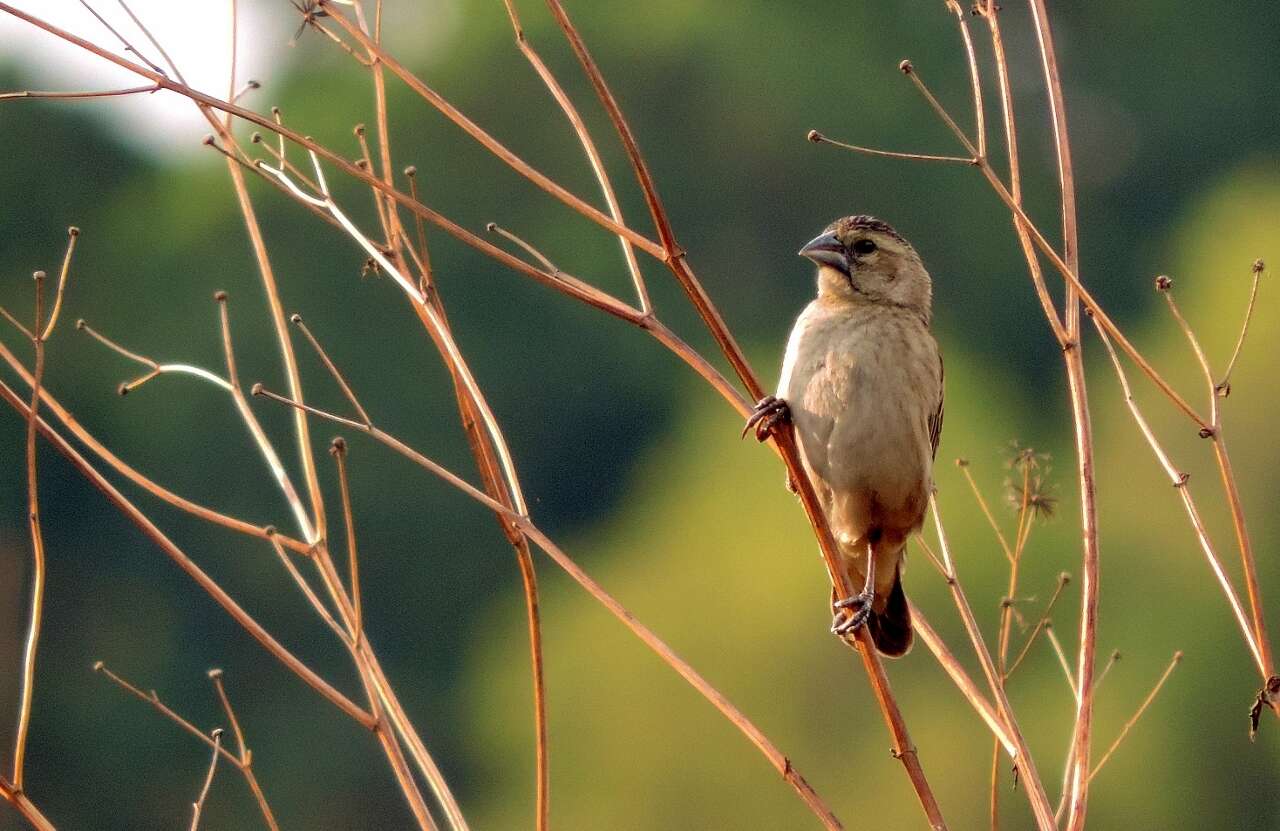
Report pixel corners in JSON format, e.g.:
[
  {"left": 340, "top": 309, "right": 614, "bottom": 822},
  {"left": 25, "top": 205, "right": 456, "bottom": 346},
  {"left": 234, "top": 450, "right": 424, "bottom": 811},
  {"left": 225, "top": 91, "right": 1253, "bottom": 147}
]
[{"left": 745, "top": 215, "right": 943, "bottom": 657}]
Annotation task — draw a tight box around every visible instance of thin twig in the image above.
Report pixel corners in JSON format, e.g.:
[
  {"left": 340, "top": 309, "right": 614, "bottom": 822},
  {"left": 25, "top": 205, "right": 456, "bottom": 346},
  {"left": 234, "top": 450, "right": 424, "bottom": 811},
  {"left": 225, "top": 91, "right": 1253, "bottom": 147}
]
[
  {"left": 12, "top": 271, "right": 47, "bottom": 791},
  {"left": 208, "top": 668, "right": 280, "bottom": 830},
  {"left": 1088, "top": 652, "right": 1182, "bottom": 781},
  {"left": 956, "top": 459, "right": 1013, "bottom": 563},
  {"left": 807, "top": 130, "right": 975, "bottom": 165},
  {"left": 1216, "top": 259, "right": 1265, "bottom": 396},
  {"left": 0, "top": 83, "right": 159, "bottom": 101},
  {"left": 502, "top": 0, "right": 650, "bottom": 313},
  {"left": 268, "top": 535, "right": 351, "bottom": 645},
  {"left": 1095, "top": 650, "right": 1122, "bottom": 693},
  {"left": 1095, "top": 321, "right": 1265, "bottom": 674},
  {"left": 291, "top": 315, "right": 372, "bottom": 426},
  {"left": 1005, "top": 573, "right": 1072, "bottom": 679},
  {"left": 927, "top": 496, "right": 1058, "bottom": 830},
  {"left": 1045, "top": 624, "right": 1079, "bottom": 701},
  {"left": 189, "top": 729, "right": 223, "bottom": 831},
  {"left": 331, "top": 439, "right": 363, "bottom": 636}
]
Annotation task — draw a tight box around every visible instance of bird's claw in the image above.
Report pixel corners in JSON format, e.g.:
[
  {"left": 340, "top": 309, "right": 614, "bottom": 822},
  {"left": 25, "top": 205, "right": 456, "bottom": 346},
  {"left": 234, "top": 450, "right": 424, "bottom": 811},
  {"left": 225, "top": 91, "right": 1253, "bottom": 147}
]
[
  {"left": 743, "top": 395, "right": 791, "bottom": 442},
  {"left": 831, "top": 591, "right": 874, "bottom": 637}
]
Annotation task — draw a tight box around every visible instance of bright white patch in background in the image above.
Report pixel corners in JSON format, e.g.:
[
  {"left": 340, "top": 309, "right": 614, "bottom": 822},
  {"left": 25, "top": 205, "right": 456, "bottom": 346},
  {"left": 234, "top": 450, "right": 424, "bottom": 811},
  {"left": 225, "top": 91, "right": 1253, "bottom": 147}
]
[{"left": 0, "top": 0, "right": 456, "bottom": 159}]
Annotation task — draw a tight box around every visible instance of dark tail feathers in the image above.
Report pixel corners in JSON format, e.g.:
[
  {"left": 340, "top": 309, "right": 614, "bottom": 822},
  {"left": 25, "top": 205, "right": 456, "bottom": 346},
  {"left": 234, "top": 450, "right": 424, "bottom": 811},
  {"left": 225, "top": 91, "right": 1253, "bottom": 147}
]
[{"left": 869, "top": 567, "right": 913, "bottom": 657}]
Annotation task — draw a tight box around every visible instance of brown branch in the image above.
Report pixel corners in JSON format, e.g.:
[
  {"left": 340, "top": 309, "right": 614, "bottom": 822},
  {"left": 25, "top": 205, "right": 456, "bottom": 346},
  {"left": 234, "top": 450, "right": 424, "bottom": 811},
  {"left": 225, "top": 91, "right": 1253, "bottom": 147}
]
[
  {"left": 956, "top": 459, "right": 1014, "bottom": 563},
  {"left": 910, "top": 606, "right": 1014, "bottom": 755},
  {"left": 0, "top": 776, "right": 55, "bottom": 831}
]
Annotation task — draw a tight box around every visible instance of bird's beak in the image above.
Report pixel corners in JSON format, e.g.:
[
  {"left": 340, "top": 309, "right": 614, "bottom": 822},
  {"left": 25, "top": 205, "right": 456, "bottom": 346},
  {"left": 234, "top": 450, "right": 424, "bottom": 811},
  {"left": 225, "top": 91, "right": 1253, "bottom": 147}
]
[{"left": 798, "top": 231, "right": 849, "bottom": 275}]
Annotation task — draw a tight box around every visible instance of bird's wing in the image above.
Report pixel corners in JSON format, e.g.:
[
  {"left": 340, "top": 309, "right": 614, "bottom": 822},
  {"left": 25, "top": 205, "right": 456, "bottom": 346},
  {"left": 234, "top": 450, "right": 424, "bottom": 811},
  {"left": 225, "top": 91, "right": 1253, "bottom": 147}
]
[{"left": 929, "top": 353, "right": 944, "bottom": 460}]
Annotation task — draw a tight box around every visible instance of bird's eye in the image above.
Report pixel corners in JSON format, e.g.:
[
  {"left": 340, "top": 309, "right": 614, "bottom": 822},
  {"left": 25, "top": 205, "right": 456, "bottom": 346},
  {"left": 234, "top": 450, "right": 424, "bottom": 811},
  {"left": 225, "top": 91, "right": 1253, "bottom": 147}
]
[{"left": 851, "top": 239, "right": 877, "bottom": 255}]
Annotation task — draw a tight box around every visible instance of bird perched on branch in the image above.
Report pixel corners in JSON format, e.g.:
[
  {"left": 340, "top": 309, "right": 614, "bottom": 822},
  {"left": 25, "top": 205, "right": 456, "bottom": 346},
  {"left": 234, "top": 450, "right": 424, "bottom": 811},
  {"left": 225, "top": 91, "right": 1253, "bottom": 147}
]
[{"left": 746, "top": 216, "right": 943, "bottom": 656}]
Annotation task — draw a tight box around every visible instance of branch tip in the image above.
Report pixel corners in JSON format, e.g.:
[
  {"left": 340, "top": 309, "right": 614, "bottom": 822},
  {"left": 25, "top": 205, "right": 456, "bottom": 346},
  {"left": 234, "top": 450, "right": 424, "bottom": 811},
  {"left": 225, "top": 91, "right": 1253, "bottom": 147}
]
[
  {"left": 899, "top": 59, "right": 914, "bottom": 74},
  {"left": 250, "top": 382, "right": 264, "bottom": 396},
  {"left": 206, "top": 668, "right": 223, "bottom": 679},
  {"left": 329, "top": 436, "right": 347, "bottom": 454},
  {"left": 1154, "top": 275, "right": 1172, "bottom": 292},
  {"left": 214, "top": 290, "right": 228, "bottom": 302}
]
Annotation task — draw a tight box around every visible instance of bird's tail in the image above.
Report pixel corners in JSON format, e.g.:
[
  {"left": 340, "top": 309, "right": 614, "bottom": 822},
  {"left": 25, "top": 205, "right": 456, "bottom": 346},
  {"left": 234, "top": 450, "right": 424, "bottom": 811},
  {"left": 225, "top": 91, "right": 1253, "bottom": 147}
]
[{"left": 869, "top": 566, "right": 913, "bottom": 657}]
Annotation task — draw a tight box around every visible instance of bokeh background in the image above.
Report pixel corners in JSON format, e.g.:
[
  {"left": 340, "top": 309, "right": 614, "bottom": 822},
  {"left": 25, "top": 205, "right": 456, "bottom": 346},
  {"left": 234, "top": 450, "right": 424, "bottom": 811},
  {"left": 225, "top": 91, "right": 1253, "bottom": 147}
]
[{"left": 2, "top": 1, "right": 1279, "bottom": 828}]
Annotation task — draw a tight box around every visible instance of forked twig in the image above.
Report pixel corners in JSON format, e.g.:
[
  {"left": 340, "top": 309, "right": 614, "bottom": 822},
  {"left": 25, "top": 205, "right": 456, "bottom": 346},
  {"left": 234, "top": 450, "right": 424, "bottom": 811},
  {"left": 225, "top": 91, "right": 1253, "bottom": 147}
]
[{"left": 189, "top": 729, "right": 224, "bottom": 831}]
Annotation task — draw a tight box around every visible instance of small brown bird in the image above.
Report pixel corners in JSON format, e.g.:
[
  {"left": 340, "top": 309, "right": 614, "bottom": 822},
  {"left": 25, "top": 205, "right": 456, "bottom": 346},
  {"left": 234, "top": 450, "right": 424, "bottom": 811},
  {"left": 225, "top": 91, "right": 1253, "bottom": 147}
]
[{"left": 746, "top": 216, "right": 943, "bottom": 656}]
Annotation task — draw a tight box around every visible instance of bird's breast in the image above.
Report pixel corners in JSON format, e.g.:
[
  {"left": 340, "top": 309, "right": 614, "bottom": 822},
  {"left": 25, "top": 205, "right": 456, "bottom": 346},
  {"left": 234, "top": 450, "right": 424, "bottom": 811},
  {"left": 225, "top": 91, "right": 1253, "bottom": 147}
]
[{"left": 778, "top": 303, "right": 940, "bottom": 537}]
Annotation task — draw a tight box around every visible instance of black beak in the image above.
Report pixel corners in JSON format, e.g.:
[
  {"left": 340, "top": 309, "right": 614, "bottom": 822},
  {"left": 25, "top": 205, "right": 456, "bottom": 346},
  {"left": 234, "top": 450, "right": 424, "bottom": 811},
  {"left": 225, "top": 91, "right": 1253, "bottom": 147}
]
[{"left": 798, "top": 230, "right": 849, "bottom": 275}]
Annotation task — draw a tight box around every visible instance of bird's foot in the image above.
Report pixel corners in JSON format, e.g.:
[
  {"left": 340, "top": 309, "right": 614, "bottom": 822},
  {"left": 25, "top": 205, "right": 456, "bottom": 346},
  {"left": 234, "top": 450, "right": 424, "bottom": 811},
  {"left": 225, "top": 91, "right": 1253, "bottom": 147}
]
[
  {"left": 742, "top": 395, "right": 791, "bottom": 442},
  {"left": 831, "top": 591, "right": 874, "bottom": 637}
]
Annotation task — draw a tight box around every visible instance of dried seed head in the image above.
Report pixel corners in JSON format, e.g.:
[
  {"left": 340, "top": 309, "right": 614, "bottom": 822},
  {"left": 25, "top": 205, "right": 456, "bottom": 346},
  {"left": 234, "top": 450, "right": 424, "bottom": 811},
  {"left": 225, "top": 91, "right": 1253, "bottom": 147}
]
[
  {"left": 899, "top": 59, "right": 914, "bottom": 74},
  {"left": 1154, "top": 275, "right": 1173, "bottom": 292}
]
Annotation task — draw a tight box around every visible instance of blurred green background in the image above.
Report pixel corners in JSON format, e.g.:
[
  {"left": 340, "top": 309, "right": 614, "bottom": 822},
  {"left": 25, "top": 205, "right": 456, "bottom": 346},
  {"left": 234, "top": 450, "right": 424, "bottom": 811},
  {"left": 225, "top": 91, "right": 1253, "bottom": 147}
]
[{"left": 2, "top": 1, "right": 1279, "bottom": 828}]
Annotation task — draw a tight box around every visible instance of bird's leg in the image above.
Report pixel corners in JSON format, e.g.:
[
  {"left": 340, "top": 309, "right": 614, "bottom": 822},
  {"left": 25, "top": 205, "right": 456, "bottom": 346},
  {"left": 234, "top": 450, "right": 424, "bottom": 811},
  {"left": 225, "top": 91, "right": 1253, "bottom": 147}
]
[
  {"left": 742, "top": 395, "right": 791, "bottom": 442},
  {"left": 832, "top": 541, "right": 877, "bottom": 636}
]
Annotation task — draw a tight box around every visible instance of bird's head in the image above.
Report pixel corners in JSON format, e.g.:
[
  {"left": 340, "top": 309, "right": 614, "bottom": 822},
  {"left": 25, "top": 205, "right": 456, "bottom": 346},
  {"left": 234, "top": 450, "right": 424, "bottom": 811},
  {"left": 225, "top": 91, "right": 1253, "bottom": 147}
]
[{"left": 799, "top": 215, "right": 931, "bottom": 318}]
